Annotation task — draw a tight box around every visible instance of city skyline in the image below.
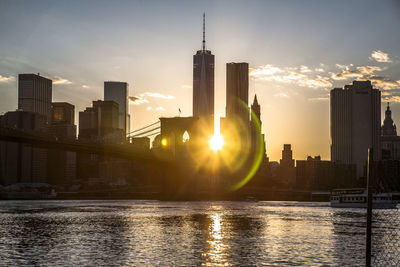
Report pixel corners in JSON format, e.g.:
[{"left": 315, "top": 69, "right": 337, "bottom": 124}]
[{"left": 1, "top": 0, "right": 400, "bottom": 161}]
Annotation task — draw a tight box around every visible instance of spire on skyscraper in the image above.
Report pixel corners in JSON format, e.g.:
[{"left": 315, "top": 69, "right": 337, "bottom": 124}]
[
  {"left": 202, "top": 13, "right": 206, "bottom": 52},
  {"left": 253, "top": 94, "right": 259, "bottom": 105}
]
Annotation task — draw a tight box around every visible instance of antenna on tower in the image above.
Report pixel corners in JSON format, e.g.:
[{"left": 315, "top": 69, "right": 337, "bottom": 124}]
[{"left": 202, "top": 13, "right": 206, "bottom": 52}]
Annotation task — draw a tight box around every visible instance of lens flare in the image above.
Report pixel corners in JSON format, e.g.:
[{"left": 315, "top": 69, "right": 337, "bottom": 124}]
[
  {"left": 210, "top": 134, "right": 224, "bottom": 152},
  {"left": 161, "top": 138, "right": 168, "bottom": 147}
]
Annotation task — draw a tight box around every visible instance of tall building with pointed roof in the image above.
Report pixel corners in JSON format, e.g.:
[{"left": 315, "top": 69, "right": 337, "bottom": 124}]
[
  {"left": 381, "top": 102, "right": 400, "bottom": 160},
  {"left": 382, "top": 102, "right": 397, "bottom": 136},
  {"left": 193, "top": 13, "right": 214, "bottom": 131},
  {"left": 251, "top": 94, "right": 261, "bottom": 123}
]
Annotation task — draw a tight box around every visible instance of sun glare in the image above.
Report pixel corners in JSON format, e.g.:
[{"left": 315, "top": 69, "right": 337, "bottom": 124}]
[{"left": 210, "top": 134, "right": 224, "bottom": 152}]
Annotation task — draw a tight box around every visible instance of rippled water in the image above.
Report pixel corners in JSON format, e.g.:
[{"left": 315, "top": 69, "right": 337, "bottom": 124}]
[{"left": 0, "top": 200, "right": 375, "bottom": 266}]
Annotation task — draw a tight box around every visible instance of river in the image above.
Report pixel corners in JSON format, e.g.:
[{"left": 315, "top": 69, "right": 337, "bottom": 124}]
[{"left": 0, "top": 200, "right": 387, "bottom": 266}]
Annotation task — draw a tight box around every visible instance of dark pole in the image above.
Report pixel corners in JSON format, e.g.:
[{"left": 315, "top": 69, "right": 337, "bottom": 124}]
[{"left": 366, "top": 148, "right": 373, "bottom": 267}]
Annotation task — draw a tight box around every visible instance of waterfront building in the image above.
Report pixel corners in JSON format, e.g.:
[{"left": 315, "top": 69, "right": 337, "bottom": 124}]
[
  {"left": 18, "top": 74, "right": 52, "bottom": 122},
  {"left": 193, "top": 14, "right": 214, "bottom": 132},
  {"left": 330, "top": 80, "right": 381, "bottom": 178},
  {"left": 381, "top": 103, "right": 400, "bottom": 160},
  {"left": 0, "top": 111, "right": 48, "bottom": 185},
  {"left": 104, "top": 81, "right": 130, "bottom": 135},
  {"left": 296, "top": 156, "right": 332, "bottom": 190}
]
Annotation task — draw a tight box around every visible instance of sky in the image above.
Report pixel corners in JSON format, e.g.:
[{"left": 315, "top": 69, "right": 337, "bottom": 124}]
[{"left": 0, "top": 0, "right": 400, "bottom": 161}]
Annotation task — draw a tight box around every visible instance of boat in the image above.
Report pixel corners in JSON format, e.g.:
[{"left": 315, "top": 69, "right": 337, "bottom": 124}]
[{"left": 330, "top": 188, "right": 397, "bottom": 209}]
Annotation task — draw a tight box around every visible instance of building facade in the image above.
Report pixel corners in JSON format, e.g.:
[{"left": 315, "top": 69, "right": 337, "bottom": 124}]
[
  {"left": 18, "top": 74, "right": 52, "bottom": 122},
  {"left": 104, "top": 81, "right": 130, "bottom": 135},
  {"left": 330, "top": 80, "right": 381, "bottom": 177}
]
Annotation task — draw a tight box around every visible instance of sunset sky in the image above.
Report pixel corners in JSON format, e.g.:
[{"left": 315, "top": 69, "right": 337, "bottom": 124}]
[{"left": 1, "top": 0, "right": 400, "bottom": 161}]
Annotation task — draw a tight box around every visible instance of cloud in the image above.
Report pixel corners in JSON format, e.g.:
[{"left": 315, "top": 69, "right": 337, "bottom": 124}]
[
  {"left": 250, "top": 64, "right": 332, "bottom": 89},
  {"left": 129, "top": 96, "right": 149, "bottom": 105},
  {"left": 381, "top": 89, "right": 400, "bottom": 102},
  {"left": 330, "top": 65, "right": 400, "bottom": 90},
  {"left": 181, "top": 84, "right": 192, "bottom": 89},
  {"left": 128, "top": 91, "right": 174, "bottom": 106},
  {"left": 308, "top": 97, "right": 329, "bottom": 101},
  {"left": 53, "top": 76, "right": 72, "bottom": 85},
  {"left": 330, "top": 66, "right": 382, "bottom": 80},
  {"left": 370, "top": 50, "right": 391, "bottom": 63},
  {"left": 300, "top": 65, "right": 312, "bottom": 73},
  {"left": 82, "top": 85, "right": 89, "bottom": 89},
  {"left": 250, "top": 64, "right": 284, "bottom": 76},
  {"left": 274, "top": 92, "right": 289, "bottom": 98},
  {"left": 143, "top": 92, "right": 175, "bottom": 100},
  {"left": 0, "top": 75, "right": 15, "bottom": 83},
  {"left": 367, "top": 77, "right": 400, "bottom": 90},
  {"left": 146, "top": 106, "right": 152, "bottom": 111},
  {"left": 155, "top": 106, "right": 166, "bottom": 111}
]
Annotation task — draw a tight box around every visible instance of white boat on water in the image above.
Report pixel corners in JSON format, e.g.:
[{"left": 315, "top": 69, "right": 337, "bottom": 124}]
[{"left": 330, "top": 188, "right": 397, "bottom": 209}]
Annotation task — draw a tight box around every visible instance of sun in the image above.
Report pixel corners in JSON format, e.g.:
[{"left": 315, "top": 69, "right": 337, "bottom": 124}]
[{"left": 210, "top": 134, "right": 224, "bottom": 152}]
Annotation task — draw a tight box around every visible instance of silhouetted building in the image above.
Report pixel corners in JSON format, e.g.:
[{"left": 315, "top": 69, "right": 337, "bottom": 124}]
[
  {"left": 193, "top": 14, "right": 214, "bottom": 118},
  {"left": 381, "top": 103, "right": 400, "bottom": 160},
  {"left": 381, "top": 102, "right": 397, "bottom": 136},
  {"left": 330, "top": 80, "right": 381, "bottom": 177},
  {"left": 18, "top": 74, "right": 52, "bottom": 122},
  {"left": 296, "top": 156, "right": 332, "bottom": 190},
  {"left": 47, "top": 102, "right": 77, "bottom": 185},
  {"left": 296, "top": 156, "right": 359, "bottom": 190},
  {"left": 77, "top": 100, "right": 123, "bottom": 184},
  {"left": 79, "top": 100, "right": 122, "bottom": 141},
  {"left": 193, "top": 14, "right": 214, "bottom": 132},
  {"left": 104, "top": 81, "right": 130, "bottom": 135},
  {"left": 0, "top": 111, "right": 47, "bottom": 185},
  {"left": 375, "top": 160, "right": 400, "bottom": 191},
  {"left": 226, "top": 62, "right": 249, "bottom": 123},
  {"left": 249, "top": 95, "right": 269, "bottom": 183},
  {"left": 50, "top": 102, "right": 76, "bottom": 139},
  {"left": 279, "top": 144, "right": 295, "bottom": 186}
]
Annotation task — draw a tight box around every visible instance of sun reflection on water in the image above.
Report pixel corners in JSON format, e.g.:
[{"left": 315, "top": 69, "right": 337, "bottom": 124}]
[{"left": 203, "top": 213, "right": 230, "bottom": 266}]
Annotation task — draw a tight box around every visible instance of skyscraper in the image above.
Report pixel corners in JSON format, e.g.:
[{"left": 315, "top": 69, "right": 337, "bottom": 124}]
[
  {"left": 330, "top": 80, "right": 381, "bottom": 177},
  {"left": 18, "top": 73, "right": 52, "bottom": 122},
  {"left": 104, "top": 81, "right": 130, "bottom": 135},
  {"left": 78, "top": 100, "right": 121, "bottom": 141},
  {"left": 226, "top": 62, "right": 249, "bottom": 123},
  {"left": 279, "top": 144, "right": 296, "bottom": 187},
  {"left": 193, "top": 13, "right": 214, "bottom": 129},
  {"left": 48, "top": 102, "right": 77, "bottom": 185}
]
